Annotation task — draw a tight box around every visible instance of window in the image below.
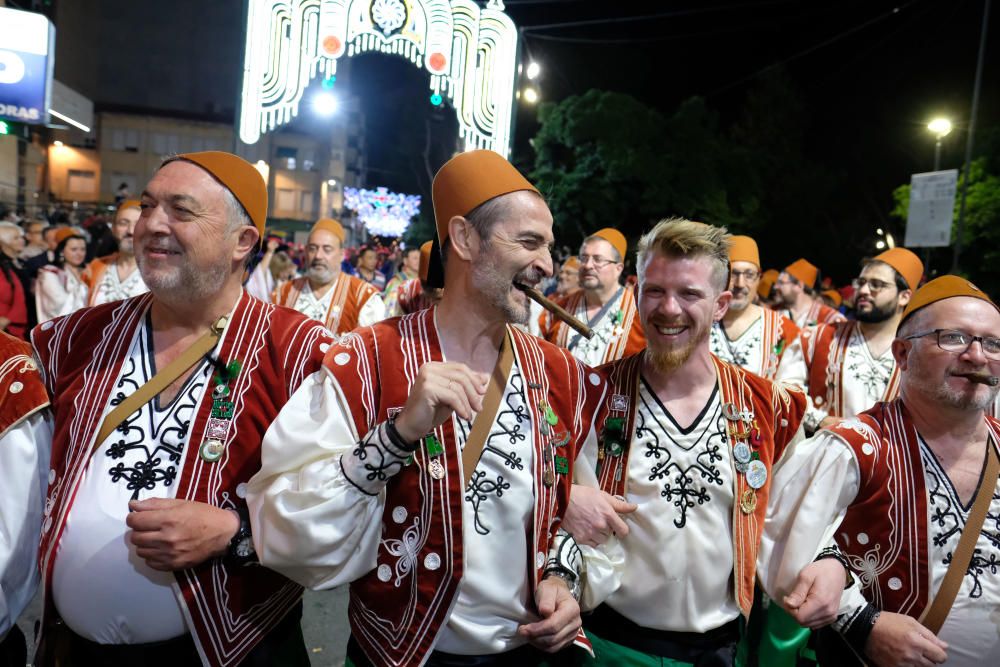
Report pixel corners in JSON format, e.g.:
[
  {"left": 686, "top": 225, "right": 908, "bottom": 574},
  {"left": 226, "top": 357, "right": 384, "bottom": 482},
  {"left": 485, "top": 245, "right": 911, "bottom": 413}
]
[
  {"left": 275, "top": 188, "right": 296, "bottom": 212},
  {"left": 67, "top": 169, "right": 97, "bottom": 194},
  {"left": 300, "top": 191, "right": 314, "bottom": 215},
  {"left": 276, "top": 146, "right": 297, "bottom": 170},
  {"left": 111, "top": 128, "right": 141, "bottom": 152}
]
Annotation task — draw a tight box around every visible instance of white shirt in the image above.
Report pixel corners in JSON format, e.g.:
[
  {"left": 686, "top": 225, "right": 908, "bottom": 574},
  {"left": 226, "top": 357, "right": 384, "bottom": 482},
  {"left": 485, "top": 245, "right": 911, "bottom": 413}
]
[
  {"left": 292, "top": 279, "right": 386, "bottom": 330},
  {"left": 0, "top": 412, "right": 52, "bottom": 638},
  {"left": 581, "top": 381, "right": 742, "bottom": 632},
  {"left": 567, "top": 293, "right": 626, "bottom": 367},
  {"left": 90, "top": 261, "right": 148, "bottom": 306},
  {"left": 36, "top": 266, "right": 88, "bottom": 323},
  {"left": 51, "top": 317, "right": 212, "bottom": 643},
  {"left": 710, "top": 319, "right": 766, "bottom": 375}
]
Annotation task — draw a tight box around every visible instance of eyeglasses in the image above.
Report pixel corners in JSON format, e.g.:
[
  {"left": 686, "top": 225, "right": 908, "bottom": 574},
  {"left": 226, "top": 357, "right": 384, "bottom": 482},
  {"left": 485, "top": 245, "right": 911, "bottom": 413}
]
[
  {"left": 730, "top": 269, "right": 759, "bottom": 282},
  {"left": 904, "top": 328, "right": 1000, "bottom": 360},
  {"left": 852, "top": 277, "right": 895, "bottom": 293},
  {"left": 578, "top": 254, "right": 618, "bottom": 268}
]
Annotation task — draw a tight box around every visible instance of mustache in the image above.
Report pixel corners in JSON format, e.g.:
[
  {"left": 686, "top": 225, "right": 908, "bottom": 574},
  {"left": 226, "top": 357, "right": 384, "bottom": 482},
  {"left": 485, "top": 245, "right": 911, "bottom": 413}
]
[
  {"left": 648, "top": 316, "right": 691, "bottom": 328},
  {"left": 142, "top": 239, "right": 181, "bottom": 253},
  {"left": 513, "top": 268, "right": 544, "bottom": 286}
]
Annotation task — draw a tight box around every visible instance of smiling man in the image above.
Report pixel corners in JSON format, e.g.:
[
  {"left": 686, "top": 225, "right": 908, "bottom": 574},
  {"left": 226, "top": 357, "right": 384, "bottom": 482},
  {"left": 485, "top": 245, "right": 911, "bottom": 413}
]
[
  {"left": 248, "top": 150, "right": 607, "bottom": 667},
  {"left": 30, "top": 151, "right": 333, "bottom": 666},
  {"left": 271, "top": 217, "right": 385, "bottom": 337},
  {"left": 545, "top": 228, "right": 645, "bottom": 365},
  {"left": 83, "top": 199, "right": 149, "bottom": 306},
  {"left": 777, "top": 248, "right": 923, "bottom": 433},
  {"left": 566, "top": 219, "right": 848, "bottom": 667}
]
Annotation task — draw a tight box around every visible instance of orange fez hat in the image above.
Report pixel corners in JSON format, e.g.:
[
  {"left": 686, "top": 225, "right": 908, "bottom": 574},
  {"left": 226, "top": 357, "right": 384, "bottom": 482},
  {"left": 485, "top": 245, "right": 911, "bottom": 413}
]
[
  {"left": 821, "top": 289, "right": 843, "bottom": 307},
  {"left": 431, "top": 150, "right": 539, "bottom": 246},
  {"left": 562, "top": 256, "right": 581, "bottom": 271},
  {"left": 758, "top": 268, "right": 779, "bottom": 299},
  {"left": 116, "top": 199, "right": 141, "bottom": 217},
  {"left": 784, "top": 258, "right": 818, "bottom": 289},
  {"left": 418, "top": 240, "right": 434, "bottom": 282},
  {"left": 311, "top": 217, "right": 346, "bottom": 244},
  {"left": 873, "top": 247, "right": 923, "bottom": 291},
  {"left": 899, "top": 274, "right": 999, "bottom": 326},
  {"left": 162, "top": 151, "right": 268, "bottom": 238},
  {"left": 592, "top": 228, "right": 627, "bottom": 261},
  {"left": 53, "top": 227, "right": 82, "bottom": 246},
  {"left": 729, "top": 235, "right": 760, "bottom": 269}
]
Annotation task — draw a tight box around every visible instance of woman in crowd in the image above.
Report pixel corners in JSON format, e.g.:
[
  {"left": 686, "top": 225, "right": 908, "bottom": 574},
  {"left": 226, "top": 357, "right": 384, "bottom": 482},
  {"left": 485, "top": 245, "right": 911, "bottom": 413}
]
[
  {"left": 0, "top": 222, "right": 29, "bottom": 339},
  {"left": 36, "top": 228, "right": 89, "bottom": 323}
]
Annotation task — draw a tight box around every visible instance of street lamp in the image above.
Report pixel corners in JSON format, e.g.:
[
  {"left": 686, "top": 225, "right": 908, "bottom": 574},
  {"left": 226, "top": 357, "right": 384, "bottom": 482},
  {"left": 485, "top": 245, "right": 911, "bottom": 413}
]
[
  {"left": 312, "top": 92, "right": 339, "bottom": 116},
  {"left": 927, "top": 117, "right": 952, "bottom": 170},
  {"left": 522, "top": 87, "right": 539, "bottom": 104},
  {"left": 526, "top": 61, "right": 541, "bottom": 80}
]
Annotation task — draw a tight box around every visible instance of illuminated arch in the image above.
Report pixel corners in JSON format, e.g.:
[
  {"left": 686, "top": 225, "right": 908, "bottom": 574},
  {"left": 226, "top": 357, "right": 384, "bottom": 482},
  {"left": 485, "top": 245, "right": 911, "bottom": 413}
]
[{"left": 240, "top": 0, "right": 519, "bottom": 156}]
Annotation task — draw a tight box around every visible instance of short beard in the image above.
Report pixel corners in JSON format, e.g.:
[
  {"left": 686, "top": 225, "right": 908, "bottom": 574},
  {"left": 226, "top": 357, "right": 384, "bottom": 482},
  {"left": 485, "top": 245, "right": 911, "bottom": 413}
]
[
  {"left": 470, "top": 250, "right": 539, "bottom": 325},
  {"left": 644, "top": 318, "right": 709, "bottom": 373},
  {"left": 137, "top": 252, "right": 230, "bottom": 302},
  {"left": 908, "top": 353, "right": 999, "bottom": 411},
  {"left": 728, "top": 292, "right": 751, "bottom": 312},
  {"left": 119, "top": 238, "right": 134, "bottom": 256},
  {"left": 307, "top": 264, "right": 336, "bottom": 285},
  {"left": 855, "top": 299, "right": 896, "bottom": 324}
]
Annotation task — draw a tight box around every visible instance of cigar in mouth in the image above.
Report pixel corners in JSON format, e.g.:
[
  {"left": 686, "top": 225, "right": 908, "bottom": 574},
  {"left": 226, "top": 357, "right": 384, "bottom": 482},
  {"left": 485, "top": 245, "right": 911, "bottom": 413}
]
[
  {"left": 513, "top": 282, "right": 594, "bottom": 340},
  {"left": 956, "top": 371, "right": 1000, "bottom": 387}
]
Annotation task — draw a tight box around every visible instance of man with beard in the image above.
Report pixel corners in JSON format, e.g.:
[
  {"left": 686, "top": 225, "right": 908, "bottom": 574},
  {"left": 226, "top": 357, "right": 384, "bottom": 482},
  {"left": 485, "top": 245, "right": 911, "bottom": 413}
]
[
  {"left": 760, "top": 275, "right": 1000, "bottom": 666},
  {"left": 29, "top": 152, "right": 333, "bottom": 666},
  {"left": 545, "top": 228, "right": 645, "bottom": 365},
  {"left": 83, "top": 200, "right": 149, "bottom": 305},
  {"left": 710, "top": 235, "right": 801, "bottom": 380},
  {"left": 566, "top": 219, "right": 846, "bottom": 667},
  {"left": 775, "top": 259, "right": 846, "bottom": 328},
  {"left": 777, "top": 248, "right": 923, "bottom": 433},
  {"left": 271, "top": 217, "right": 385, "bottom": 337},
  {"left": 247, "top": 150, "right": 607, "bottom": 667}
]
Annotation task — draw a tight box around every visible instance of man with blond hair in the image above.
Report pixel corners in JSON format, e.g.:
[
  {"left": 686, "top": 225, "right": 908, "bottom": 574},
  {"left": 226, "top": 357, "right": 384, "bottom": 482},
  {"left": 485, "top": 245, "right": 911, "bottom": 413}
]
[
  {"left": 545, "top": 228, "right": 645, "bottom": 364},
  {"left": 565, "top": 218, "right": 848, "bottom": 666},
  {"left": 271, "top": 217, "right": 385, "bottom": 336}
]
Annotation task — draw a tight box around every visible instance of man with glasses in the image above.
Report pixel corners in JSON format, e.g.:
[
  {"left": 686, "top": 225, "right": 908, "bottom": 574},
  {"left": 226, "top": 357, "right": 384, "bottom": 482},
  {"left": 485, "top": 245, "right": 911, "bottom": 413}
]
[
  {"left": 775, "top": 259, "right": 846, "bottom": 329},
  {"left": 777, "top": 248, "right": 923, "bottom": 433},
  {"left": 710, "top": 235, "right": 801, "bottom": 380},
  {"left": 760, "top": 275, "right": 1000, "bottom": 665},
  {"left": 544, "top": 228, "right": 645, "bottom": 365}
]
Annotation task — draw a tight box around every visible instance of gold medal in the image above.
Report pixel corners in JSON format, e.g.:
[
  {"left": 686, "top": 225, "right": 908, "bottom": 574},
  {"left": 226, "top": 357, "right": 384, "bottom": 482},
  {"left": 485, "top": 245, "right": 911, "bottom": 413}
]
[
  {"left": 543, "top": 469, "right": 555, "bottom": 487},
  {"left": 740, "top": 488, "right": 757, "bottom": 514}
]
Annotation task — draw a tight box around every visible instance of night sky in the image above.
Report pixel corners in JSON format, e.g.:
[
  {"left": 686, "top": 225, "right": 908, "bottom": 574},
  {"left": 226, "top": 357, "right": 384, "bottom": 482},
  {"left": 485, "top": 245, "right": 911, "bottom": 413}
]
[{"left": 44, "top": 0, "right": 999, "bottom": 276}]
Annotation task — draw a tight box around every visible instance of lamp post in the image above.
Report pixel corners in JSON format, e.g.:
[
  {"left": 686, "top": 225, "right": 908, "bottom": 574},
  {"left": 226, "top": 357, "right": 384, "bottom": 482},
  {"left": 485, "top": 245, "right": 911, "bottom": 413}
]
[{"left": 927, "top": 117, "right": 952, "bottom": 170}]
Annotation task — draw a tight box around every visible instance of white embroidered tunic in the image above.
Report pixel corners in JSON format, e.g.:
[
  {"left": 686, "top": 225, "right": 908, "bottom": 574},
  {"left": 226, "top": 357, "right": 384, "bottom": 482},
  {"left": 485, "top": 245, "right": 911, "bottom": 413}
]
[
  {"left": 583, "top": 381, "right": 742, "bottom": 632},
  {"left": 292, "top": 279, "right": 384, "bottom": 329},
  {"left": 51, "top": 317, "right": 213, "bottom": 643},
  {"left": 567, "top": 298, "right": 627, "bottom": 367},
  {"left": 91, "top": 262, "right": 148, "bottom": 306}
]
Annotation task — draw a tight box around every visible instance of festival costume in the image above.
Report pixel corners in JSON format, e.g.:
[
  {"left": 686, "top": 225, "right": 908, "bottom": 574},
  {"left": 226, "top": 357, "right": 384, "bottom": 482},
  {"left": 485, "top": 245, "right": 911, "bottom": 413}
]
[
  {"left": 710, "top": 307, "right": 801, "bottom": 380},
  {"left": 272, "top": 273, "right": 385, "bottom": 336},
  {"left": 82, "top": 253, "right": 148, "bottom": 306},
  {"left": 787, "top": 300, "right": 845, "bottom": 329},
  {"left": 776, "top": 321, "right": 899, "bottom": 432},
  {"left": 761, "top": 400, "right": 1000, "bottom": 665},
  {"left": 546, "top": 287, "right": 645, "bottom": 366},
  {"left": 576, "top": 352, "right": 807, "bottom": 665},
  {"left": 32, "top": 292, "right": 332, "bottom": 667},
  {"left": 390, "top": 278, "right": 436, "bottom": 317},
  {"left": 35, "top": 266, "right": 87, "bottom": 323},
  {"left": 247, "top": 307, "right": 607, "bottom": 666},
  {"left": 0, "top": 333, "right": 51, "bottom": 640}
]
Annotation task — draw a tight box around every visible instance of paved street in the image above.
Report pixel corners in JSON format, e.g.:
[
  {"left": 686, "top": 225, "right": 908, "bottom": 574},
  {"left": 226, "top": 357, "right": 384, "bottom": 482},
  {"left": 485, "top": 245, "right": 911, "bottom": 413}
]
[{"left": 17, "top": 586, "right": 352, "bottom": 666}]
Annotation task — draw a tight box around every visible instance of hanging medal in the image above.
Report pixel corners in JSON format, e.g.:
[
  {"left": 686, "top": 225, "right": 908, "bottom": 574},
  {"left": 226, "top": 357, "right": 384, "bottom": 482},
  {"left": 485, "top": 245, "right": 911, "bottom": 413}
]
[
  {"left": 424, "top": 434, "right": 446, "bottom": 480},
  {"left": 739, "top": 488, "right": 758, "bottom": 514},
  {"left": 542, "top": 447, "right": 555, "bottom": 487},
  {"left": 200, "top": 358, "right": 242, "bottom": 463}
]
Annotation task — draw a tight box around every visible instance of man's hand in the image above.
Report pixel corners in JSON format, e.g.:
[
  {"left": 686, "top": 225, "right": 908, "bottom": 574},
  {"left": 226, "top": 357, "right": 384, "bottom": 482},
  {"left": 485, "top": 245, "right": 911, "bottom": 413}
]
[
  {"left": 265, "top": 237, "right": 281, "bottom": 253},
  {"left": 126, "top": 498, "right": 239, "bottom": 571},
  {"left": 563, "top": 485, "right": 637, "bottom": 547},
  {"left": 393, "top": 362, "right": 488, "bottom": 443},
  {"left": 517, "top": 576, "right": 581, "bottom": 653},
  {"left": 783, "top": 559, "right": 846, "bottom": 628},
  {"left": 865, "top": 612, "right": 948, "bottom": 667}
]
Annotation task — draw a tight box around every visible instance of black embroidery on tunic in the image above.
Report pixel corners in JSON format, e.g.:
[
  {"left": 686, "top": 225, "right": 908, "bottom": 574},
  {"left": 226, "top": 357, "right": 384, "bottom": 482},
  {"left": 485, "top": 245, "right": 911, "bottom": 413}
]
[
  {"left": 637, "top": 380, "right": 724, "bottom": 529},
  {"left": 105, "top": 320, "right": 208, "bottom": 500},
  {"left": 463, "top": 367, "right": 527, "bottom": 535}
]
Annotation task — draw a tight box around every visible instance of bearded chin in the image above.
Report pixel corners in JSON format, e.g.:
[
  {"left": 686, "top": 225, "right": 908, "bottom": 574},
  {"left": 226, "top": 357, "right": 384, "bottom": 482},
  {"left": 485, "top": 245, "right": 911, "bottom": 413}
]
[{"left": 647, "top": 344, "right": 696, "bottom": 373}]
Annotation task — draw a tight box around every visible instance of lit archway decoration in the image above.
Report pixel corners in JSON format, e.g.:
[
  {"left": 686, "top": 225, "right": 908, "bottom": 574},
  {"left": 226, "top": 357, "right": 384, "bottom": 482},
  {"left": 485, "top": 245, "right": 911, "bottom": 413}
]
[
  {"left": 240, "top": 0, "right": 519, "bottom": 156},
  {"left": 344, "top": 185, "right": 421, "bottom": 237}
]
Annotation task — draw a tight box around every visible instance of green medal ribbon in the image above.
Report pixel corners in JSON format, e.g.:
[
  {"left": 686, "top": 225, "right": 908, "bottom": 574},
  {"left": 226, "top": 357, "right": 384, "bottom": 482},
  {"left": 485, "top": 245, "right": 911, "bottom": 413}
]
[
  {"left": 554, "top": 455, "right": 569, "bottom": 475},
  {"left": 424, "top": 435, "right": 444, "bottom": 457}
]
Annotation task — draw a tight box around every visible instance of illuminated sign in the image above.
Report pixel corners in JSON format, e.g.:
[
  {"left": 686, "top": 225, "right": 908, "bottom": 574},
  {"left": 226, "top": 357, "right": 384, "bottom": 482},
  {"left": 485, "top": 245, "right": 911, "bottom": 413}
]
[
  {"left": 240, "top": 0, "right": 519, "bottom": 156},
  {"left": 0, "top": 7, "right": 55, "bottom": 126},
  {"left": 344, "top": 185, "right": 421, "bottom": 237}
]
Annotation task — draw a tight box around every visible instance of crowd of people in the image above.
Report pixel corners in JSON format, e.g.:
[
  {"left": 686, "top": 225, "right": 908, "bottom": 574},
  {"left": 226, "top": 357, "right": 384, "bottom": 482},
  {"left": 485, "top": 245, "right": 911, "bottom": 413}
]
[{"left": 0, "top": 148, "right": 996, "bottom": 667}]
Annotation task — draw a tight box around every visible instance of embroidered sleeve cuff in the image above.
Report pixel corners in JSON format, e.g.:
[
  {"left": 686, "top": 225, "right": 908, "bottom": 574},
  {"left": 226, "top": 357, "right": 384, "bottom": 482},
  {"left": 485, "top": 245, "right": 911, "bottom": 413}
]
[
  {"left": 835, "top": 602, "right": 880, "bottom": 657},
  {"left": 339, "top": 421, "right": 413, "bottom": 495},
  {"left": 545, "top": 529, "right": 583, "bottom": 600}
]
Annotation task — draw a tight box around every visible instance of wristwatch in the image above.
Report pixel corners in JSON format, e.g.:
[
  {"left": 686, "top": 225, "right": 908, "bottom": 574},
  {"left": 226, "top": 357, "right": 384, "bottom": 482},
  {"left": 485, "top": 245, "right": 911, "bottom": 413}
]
[
  {"left": 227, "top": 506, "right": 256, "bottom": 565},
  {"left": 544, "top": 566, "right": 581, "bottom": 601}
]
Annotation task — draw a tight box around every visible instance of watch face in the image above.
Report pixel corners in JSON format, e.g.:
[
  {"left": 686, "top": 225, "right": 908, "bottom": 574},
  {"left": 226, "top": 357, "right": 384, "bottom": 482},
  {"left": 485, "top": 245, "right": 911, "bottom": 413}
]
[{"left": 235, "top": 536, "right": 255, "bottom": 558}]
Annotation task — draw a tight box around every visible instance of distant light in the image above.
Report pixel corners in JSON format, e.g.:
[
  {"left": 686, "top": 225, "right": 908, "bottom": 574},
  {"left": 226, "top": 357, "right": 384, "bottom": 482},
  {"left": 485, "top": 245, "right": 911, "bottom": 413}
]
[
  {"left": 522, "top": 87, "right": 539, "bottom": 104},
  {"left": 0, "top": 120, "right": 8, "bottom": 135},
  {"left": 876, "top": 228, "right": 884, "bottom": 235},
  {"left": 885, "top": 233, "right": 896, "bottom": 248},
  {"left": 49, "top": 109, "right": 91, "bottom": 133},
  {"left": 312, "top": 92, "right": 339, "bottom": 116},
  {"left": 254, "top": 160, "right": 270, "bottom": 181},
  {"left": 526, "top": 61, "right": 541, "bottom": 80},
  {"left": 430, "top": 93, "right": 443, "bottom": 106},
  {"left": 53, "top": 140, "right": 64, "bottom": 147},
  {"left": 322, "top": 75, "right": 336, "bottom": 90},
  {"left": 928, "top": 117, "right": 952, "bottom": 138},
  {"left": 875, "top": 240, "right": 886, "bottom": 249},
  {"left": 327, "top": 178, "right": 337, "bottom": 186}
]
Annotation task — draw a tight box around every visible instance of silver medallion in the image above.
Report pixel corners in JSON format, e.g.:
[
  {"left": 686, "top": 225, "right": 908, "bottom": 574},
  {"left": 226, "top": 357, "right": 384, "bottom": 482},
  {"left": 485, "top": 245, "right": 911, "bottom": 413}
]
[
  {"left": 429, "top": 459, "right": 446, "bottom": 480},
  {"left": 199, "top": 438, "right": 225, "bottom": 462},
  {"left": 735, "top": 459, "right": 749, "bottom": 474},
  {"left": 721, "top": 402, "right": 740, "bottom": 421},
  {"left": 745, "top": 459, "right": 768, "bottom": 489},
  {"left": 733, "top": 440, "right": 752, "bottom": 464}
]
